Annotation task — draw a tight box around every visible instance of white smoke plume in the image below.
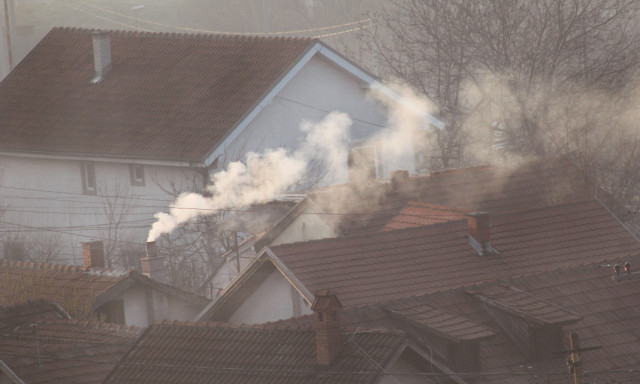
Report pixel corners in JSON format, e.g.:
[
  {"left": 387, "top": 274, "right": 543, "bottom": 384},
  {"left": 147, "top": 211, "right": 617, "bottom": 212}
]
[{"left": 147, "top": 112, "right": 351, "bottom": 242}]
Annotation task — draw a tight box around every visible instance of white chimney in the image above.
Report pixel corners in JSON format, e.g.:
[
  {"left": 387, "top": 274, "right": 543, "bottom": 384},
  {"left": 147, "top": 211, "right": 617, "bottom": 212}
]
[{"left": 91, "top": 31, "right": 112, "bottom": 83}]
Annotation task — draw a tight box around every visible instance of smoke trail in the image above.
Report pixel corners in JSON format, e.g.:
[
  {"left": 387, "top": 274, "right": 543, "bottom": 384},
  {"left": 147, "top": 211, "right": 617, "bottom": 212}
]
[{"left": 147, "top": 111, "right": 351, "bottom": 241}]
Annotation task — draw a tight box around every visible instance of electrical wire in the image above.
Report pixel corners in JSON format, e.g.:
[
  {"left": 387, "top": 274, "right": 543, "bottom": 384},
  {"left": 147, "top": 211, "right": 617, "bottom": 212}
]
[{"left": 73, "top": 0, "right": 370, "bottom": 37}]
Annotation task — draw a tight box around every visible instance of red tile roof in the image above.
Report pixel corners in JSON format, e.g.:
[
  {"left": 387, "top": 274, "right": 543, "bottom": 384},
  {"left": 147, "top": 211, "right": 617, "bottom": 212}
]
[
  {"left": 0, "top": 28, "right": 315, "bottom": 161},
  {"left": 250, "top": 200, "right": 640, "bottom": 309},
  {"left": 0, "top": 261, "right": 207, "bottom": 319},
  {"left": 381, "top": 201, "right": 471, "bottom": 231},
  {"left": 0, "top": 320, "right": 142, "bottom": 384},
  {"left": 0, "top": 261, "right": 129, "bottom": 318},
  {"left": 103, "top": 321, "right": 407, "bottom": 384},
  {"left": 309, "top": 157, "right": 593, "bottom": 235}
]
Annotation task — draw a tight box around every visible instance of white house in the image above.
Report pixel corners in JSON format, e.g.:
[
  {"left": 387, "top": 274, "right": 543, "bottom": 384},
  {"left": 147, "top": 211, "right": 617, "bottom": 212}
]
[{"left": 0, "top": 27, "right": 441, "bottom": 265}]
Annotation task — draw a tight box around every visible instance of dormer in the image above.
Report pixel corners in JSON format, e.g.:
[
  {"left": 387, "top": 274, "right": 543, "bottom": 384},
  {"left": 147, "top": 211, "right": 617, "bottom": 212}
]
[
  {"left": 384, "top": 300, "right": 495, "bottom": 373},
  {"left": 469, "top": 285, "right": 581, "bottom": 361}
]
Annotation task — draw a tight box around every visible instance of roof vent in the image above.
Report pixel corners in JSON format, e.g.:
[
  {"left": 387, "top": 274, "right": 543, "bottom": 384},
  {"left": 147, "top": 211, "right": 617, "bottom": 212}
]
[
  {"left": 91, "top": 31, "right": 112, "bottom": 83},
  {"left": 466, "top": 212, "right": 499, "bottom": 256}
]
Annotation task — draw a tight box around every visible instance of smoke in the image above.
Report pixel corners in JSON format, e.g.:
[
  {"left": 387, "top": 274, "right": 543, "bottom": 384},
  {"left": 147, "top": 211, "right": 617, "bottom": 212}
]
[
  {"left": 147, "top": 111, "right": 351, "bottom": 242},
  {"left": 368, "top": 82, "right": 438, "bottom": 160}
]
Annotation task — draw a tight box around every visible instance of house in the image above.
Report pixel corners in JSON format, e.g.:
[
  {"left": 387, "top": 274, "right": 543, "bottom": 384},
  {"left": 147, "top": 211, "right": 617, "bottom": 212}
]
[
  {"left": 0, "top": 241, "right": 208, "bottom": 327},
  {"left": 201, "top": 157, "right": 595, "bottom": 295},
  {"left": 271, "top": 260, "right": 640, "bottom": 383},
  {"left": 198, "top": 199, "right": 640, "bottom": 324},
  {"left": 102, "top": 291, "right": 445, "bottom": 384},
  {"left": 0, "top": 27, "right": 440, "bottom": 263},
  {"left": 0, "top": 319, "right": 142, "bottom": 384}
]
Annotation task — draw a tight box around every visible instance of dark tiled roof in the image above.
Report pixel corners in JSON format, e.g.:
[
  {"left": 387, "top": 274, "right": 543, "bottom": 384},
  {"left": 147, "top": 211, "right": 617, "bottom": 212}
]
[
  {"left": 425, "top": 261, "right": 640, "bottom": 383},
  {"left": 381, "top": 201, "right": 470, "bottom": 231},
  {"left": 0, "top": 300, "right": 69, "bottom": 333},
  {"left": 385, "top": 299, "right": 495, "bottom": 342},
  {"left": 103, "top": 321, "right": 406, "bottom": 384},
  {"left": 277, "top": 260, "right": 640, "bottom": 383},
  {"left": 265, "top": 199, "right": 640, "bottom": 308},
  {"left": 0, "top": 261, "right": 128, "bottom": 318},
  {"left": 0, "top": 28, "right": 315, "bottom": 161},
  {"left": 468, "top": 285, "right": 581, "bottom": 326},
  {"left": 0, "top": 320, "right": 142, "bottom": 384},
  {"left": 309, "top": 157, "right": 593, "bottom": 235}
]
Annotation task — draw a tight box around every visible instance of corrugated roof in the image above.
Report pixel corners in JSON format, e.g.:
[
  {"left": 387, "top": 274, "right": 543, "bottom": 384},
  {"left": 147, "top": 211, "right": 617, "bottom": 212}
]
[
  {"left": 0, "top": 320, "right": 142, "bottom": 384},
  {"left": 265, "top": 199, "right": 640, "bottom": 308},
  {"left": 103, "top": 321, "right": 406, "bottom": 384},
  {"left": 0, "top": 28, "right": 315, "bottom": 161}
]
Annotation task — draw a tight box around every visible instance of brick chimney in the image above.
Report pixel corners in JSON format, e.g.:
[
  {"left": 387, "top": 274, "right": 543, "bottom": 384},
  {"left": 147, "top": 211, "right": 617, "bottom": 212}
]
[
  {"left": 311, "top": 290, "right": 343, "bottom": 366},
  {"left": 391, "top": 170, "right": 409, "bottom": 183},
  {"left": 91, "top": 31, "right": 112, "bottom": 83},
  {"left": 466, "top": 212, "right": 498, "bottom": 256},
  {"left": 82, "top": 241, "right": 105, "bottom": 268},
  {"left": 141, "top": 241, "right": 166, "bottom": 282}
]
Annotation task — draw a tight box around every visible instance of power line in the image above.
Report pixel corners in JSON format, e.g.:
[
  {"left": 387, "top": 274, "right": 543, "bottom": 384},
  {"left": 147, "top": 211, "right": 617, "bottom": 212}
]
[{"left": 73, "top": 0, "right": 370, "bottom": 37}]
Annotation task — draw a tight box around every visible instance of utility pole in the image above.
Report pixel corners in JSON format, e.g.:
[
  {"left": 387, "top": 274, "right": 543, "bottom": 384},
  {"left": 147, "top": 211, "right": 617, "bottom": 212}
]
[
  {"left": 562, "top": 332, "right": 602, "bottom": 384},
  {"left": 2, "top": 0, "right": 13, "bottom": 75}
]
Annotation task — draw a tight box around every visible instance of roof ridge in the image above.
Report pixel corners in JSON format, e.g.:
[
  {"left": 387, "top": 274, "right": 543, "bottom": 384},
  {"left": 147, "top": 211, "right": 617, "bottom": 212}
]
[
  {"left": 0, "top": 259, "right": 130, "bottom": 277},
  {"left": 51, "top": 26, "right": 317, "bottom": 43},
  {"left": 28, "top": 318, "right": 143, "bottom": 335}
]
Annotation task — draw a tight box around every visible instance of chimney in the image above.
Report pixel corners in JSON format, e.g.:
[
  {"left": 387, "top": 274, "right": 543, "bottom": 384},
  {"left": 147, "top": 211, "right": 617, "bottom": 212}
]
[
  {"left": 82, "top": 241, "right": 105, "bottom": 268},
  {"left": 391, "top": 170, "right": 409, "bottom": 184},
  {"left": 311, "top": 290, "right": 343, "bottom": 366},
  {"left": 141, "top": 241, "right": 166, "bottom": 282},
  {"left": 91, "top": 31, "right": 112, "bottom": 83},
  {"left": 466, "top": 212, "right": 498, "bottom": 256}
]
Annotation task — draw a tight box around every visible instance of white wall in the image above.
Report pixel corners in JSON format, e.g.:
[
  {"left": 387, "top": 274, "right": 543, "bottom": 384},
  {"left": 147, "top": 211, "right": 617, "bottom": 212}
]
[
  {"left": 228, "top": 269, "right": 312, "bottom": 324},
  {"left": 216, "top": 54, "right": 413, "bottom": 186},
  {"left": 123, "top": 285, "right": 149, "bottom": 328},
  {"left": 0, "top": 154, "right": 203, "bottom": 265},
  {"left": 270, "top": 211, "right": 336, "bottom": 246}
]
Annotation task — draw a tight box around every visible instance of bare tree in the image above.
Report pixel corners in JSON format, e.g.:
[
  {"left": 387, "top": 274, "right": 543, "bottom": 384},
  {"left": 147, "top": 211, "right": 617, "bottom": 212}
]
[{"left": 361, "top": 0, "right": 640, "bottom": 168}]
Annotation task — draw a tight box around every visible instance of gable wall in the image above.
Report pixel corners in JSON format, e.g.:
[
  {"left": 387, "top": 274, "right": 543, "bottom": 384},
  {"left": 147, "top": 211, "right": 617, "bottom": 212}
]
[
  {"left": 228, "top": 269, "right": 312, "bottom": 324},
  {"left": 270, "top": 210, "right": 337, "bottom": 246},
  {"left": 216, "top": 54, "right": 410, "bottom": 187}
]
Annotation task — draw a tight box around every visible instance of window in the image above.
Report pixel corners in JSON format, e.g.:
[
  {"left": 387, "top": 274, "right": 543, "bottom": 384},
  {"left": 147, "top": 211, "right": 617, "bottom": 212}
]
[
  {"left": 80, "top": 161, "right": 96, "bottom": 195},
  {"left": 129, "top": 164, "right": 145, "bottom": 186},
  {"left": 4, "top": 241, "right": 26, "bottom": 261}
]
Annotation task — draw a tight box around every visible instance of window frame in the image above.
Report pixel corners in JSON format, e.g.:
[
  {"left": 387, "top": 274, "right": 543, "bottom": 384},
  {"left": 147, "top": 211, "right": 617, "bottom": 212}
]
[
  {"left": 80, "top": 161, "right": 97, "bottom": 195},
  {"left": 129, "top": 164, "right": 145, "bottom": 186}
]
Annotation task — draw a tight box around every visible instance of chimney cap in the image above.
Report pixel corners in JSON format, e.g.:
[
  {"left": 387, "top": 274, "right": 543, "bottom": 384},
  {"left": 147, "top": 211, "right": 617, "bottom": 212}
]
[{"left": 312, "top": 290, "right": 342, "bottom": 312}]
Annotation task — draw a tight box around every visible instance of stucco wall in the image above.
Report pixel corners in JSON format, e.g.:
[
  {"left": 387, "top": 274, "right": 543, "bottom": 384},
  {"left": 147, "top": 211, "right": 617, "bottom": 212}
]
[
  {"left": 0, "top": 154, "right": 203, "bottom": 264},
  {"left": 123, "top": 285, "right": 149, "bottom": 327}
]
